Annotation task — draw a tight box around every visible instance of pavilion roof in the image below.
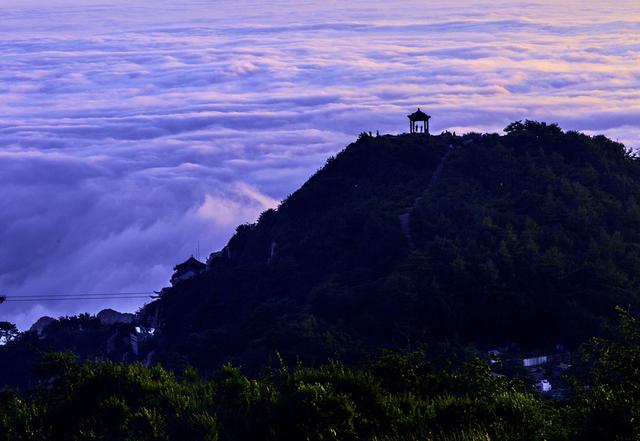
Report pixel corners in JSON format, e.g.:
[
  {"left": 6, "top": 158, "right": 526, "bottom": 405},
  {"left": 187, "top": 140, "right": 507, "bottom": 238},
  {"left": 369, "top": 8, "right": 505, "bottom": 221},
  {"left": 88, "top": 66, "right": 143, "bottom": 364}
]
[
  {"left": 174, "top": 256, "right": 206, "bottom": 272},
  {"left": 407, "top": 108, "right": 431, "bottom": 120}
]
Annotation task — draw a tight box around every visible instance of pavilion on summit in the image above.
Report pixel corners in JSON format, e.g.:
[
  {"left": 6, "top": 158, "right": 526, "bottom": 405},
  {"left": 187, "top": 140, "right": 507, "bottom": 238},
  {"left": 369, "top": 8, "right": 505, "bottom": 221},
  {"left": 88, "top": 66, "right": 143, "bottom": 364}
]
[{"left": 408, "top": 108, "right": 431, "bottom": 135}]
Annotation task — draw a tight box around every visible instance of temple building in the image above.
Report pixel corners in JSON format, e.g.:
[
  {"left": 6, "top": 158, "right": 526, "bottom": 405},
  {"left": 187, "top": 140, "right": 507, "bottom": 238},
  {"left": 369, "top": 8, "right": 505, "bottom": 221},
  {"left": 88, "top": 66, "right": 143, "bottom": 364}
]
[
  {"left": 171, "top": 256, "right": 206, "bottom": 286},
  {"left": 408, "top": 108, "right": 431, "bottom": 135}
]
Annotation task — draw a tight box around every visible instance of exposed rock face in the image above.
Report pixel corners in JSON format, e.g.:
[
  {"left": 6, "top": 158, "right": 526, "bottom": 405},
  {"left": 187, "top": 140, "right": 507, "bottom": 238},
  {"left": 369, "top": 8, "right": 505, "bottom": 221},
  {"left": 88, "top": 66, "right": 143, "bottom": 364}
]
[
  {"left": 97, "top": 309, "right": 134, "bottom": 326},
  {"left": 30, "top": 316, "right": 57, "bottom": 336},
  {"left": 139, "top": 301, "right": 161, "bottom": 329},
  {"left": 206, "top": 249, "right": 226, "bottom": 269}
]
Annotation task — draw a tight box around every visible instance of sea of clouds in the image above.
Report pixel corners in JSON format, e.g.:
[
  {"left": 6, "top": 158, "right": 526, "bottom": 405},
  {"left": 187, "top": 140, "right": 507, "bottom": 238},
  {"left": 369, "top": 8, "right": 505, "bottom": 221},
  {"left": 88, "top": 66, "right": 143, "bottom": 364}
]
[{"left": 1, "top": 0, "right": 639, "bottom": 329}]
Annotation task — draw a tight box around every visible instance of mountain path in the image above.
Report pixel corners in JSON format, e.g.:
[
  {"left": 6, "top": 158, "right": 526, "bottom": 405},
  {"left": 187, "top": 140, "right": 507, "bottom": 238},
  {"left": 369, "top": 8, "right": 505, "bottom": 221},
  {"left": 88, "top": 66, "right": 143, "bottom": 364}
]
[{"left": 399, "top": 144, "right": 454, "bottom": 248}]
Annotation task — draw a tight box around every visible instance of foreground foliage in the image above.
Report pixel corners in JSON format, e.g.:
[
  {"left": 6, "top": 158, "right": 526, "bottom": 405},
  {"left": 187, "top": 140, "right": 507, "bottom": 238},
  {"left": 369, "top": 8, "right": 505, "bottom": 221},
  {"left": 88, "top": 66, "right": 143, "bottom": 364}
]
[
  {"left": 2, "top": 309, "right": 640, "bottom": 441},
  {"left": 0, "top": 354, "right": 556, "bottom": 441}
]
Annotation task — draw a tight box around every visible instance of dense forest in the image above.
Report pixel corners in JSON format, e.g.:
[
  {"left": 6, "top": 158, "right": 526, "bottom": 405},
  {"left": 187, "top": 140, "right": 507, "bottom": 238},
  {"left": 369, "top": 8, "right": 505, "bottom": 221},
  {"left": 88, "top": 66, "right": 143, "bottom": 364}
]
[
  {"left": 2, "top": 121, "right": 640, "bottom": 438},
  {"left": 152, "top": 121, "right": 640, "bottom": 371},
  {"left": 2, "top": 309, "right": 640, "bottom": 440}
]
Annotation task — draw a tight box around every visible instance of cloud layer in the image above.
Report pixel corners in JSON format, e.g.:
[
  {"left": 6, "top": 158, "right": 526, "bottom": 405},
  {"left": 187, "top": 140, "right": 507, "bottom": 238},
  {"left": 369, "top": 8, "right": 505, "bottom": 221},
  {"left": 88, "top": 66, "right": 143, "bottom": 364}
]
[{"left": 1, "top": 0, "right": 639, "bottom": 328}]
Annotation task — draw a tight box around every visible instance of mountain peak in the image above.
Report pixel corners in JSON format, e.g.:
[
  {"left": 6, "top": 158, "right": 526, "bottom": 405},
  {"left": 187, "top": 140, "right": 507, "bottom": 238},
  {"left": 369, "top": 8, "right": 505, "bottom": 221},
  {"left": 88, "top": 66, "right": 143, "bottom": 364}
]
[{"left": 143, "top": 123, "right": 638, "bottom": 371}]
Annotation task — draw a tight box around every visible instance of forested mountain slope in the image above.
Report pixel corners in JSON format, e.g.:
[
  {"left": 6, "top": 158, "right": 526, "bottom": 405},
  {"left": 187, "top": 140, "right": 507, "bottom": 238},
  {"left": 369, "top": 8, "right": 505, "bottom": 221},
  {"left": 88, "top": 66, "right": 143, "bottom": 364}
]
[{"left": 148, "top": 121, "right": 640, "bottom": 372}]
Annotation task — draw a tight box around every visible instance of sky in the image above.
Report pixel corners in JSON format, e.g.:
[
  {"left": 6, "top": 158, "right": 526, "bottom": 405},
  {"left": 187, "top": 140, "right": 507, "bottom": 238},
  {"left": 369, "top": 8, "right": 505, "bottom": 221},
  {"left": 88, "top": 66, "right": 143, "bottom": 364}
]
[{"left": 1, "top": 0, "right": 639, "bottom": 329}]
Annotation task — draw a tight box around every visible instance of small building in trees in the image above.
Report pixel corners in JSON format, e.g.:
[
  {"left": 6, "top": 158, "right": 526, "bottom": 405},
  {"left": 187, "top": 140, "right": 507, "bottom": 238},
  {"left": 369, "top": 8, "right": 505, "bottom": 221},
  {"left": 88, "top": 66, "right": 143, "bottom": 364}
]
[
  {"left": 171, "top": 256, "right": 206, "bottom": 286},
  {"left": 408, "top": 108, "right": 431, "bottom": 135},
  {"left": 523, "top": 355, "right": 548, "bottom": 367},
  {"left": 537, "top": 379, "right": 552, "bottom": 392},
  {"left": 130, "top": 327, "right": 155, "bottom": 356}
]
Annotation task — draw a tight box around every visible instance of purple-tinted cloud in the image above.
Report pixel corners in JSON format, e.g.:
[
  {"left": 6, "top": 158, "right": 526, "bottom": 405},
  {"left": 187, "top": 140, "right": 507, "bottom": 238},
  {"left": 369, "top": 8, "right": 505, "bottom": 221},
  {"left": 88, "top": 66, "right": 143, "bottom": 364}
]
[{"left": 0, "top": 0, "right": 639, "bottom": 328}]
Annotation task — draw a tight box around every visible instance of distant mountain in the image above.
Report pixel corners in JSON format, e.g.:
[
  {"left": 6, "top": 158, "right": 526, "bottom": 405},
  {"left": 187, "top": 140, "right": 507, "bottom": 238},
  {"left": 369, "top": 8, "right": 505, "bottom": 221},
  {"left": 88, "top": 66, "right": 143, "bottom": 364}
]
[{"left": 4, "top": 121, "right": 640, "bottom": 382}]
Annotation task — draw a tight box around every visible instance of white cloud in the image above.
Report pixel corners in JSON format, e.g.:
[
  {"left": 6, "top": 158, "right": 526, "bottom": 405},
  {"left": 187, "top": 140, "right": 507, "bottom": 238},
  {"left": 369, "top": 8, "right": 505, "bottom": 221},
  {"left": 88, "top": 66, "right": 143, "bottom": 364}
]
[{"left": 1, "top": 0, "right": 639, "bottom": 328}]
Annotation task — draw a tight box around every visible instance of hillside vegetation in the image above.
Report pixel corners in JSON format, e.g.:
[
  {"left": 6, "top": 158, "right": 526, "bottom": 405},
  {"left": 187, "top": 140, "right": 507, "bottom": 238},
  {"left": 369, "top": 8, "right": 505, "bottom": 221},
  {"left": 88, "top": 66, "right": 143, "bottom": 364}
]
[
  {"left": 2, "top": 309, "right": 640, "bottom": 440},
  {"left": 152, "top": 121, "right": 640, "bottom": 371}
]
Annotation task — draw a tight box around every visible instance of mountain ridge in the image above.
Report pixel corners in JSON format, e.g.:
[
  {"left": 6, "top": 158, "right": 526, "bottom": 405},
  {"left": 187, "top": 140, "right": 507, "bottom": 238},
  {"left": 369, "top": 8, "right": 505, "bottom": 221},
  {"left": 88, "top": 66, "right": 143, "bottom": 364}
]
[
  {"left": 143, "top": 121, "right": 640, "bottom": 372},
  {"left": 6, "top": 121, "right": 640, "bottom": 382}
]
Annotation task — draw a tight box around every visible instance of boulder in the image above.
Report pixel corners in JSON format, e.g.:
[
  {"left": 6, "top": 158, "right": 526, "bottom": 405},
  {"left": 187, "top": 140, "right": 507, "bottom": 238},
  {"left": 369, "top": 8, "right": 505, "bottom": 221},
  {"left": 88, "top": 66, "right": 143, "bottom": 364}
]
[{"left": 30, "top": 316, "right": 57, "bottom": 336}]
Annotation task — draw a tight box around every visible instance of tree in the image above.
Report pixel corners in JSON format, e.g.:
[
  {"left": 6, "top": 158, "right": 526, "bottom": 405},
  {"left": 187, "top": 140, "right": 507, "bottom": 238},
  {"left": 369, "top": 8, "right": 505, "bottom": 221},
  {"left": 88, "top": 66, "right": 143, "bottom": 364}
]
[
  {"left": 0, "top": 321, "right": 18, "bottom": 345},
  {"left": 573, "top": 307, "right": 640, "bottom": 440}
]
